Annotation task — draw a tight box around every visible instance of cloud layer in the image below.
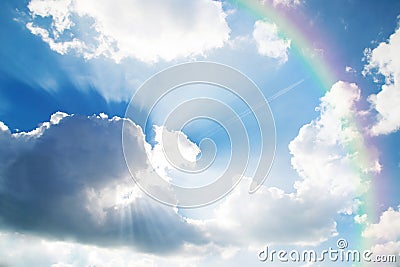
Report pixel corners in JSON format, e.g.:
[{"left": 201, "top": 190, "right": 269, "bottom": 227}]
[{"left": 0, "top": 79, "right": 387, "bottom": 266}]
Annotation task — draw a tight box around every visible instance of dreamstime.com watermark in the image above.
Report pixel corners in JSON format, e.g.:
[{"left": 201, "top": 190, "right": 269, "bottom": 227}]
[{"left": 258, "top": 238, "right": 398, "bottom": 264}]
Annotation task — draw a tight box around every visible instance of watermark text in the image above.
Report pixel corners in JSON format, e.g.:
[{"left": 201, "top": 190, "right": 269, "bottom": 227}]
[{"left": 258, "top": 239, "right": 398, "bottom": 264}]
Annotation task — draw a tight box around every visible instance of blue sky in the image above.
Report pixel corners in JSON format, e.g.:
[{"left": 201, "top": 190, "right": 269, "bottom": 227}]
[{"left": 0, "top": 0, "right": 400, "bottom": 266}]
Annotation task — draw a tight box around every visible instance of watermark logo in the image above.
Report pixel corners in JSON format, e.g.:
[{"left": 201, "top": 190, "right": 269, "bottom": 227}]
[
  {"left": 122, "top": 62, "right": 276, "bottom": 208},
  {"left": 336, "top": 238, "right": 348, "bottom": 249},
  {"left": 258, "top": 238, "right": 398, "bottom": 264}
]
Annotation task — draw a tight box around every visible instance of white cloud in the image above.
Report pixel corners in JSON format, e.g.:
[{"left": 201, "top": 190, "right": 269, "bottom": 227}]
[
  {"left": 28, "top": 0, "right": 74, "bottom": 35},
  {"left": 369, "top": 241, "right": 400, "bottom": 267},
  {"left": 289, "top": 81, "right": 379, "bottom": 205},
  {"left": 26, "top": 22, "right": 86, "bottom": 56},
  {"left": 201, "top": 180, "right": 338, "bottom": 247},
  {"left": 193, "top": 82, "right": 380, "bottom": 248},
  {"left": 363, "top": 206, "right": 400, "bottom": 242},
  {"left": 363, "top": 26, "right": 400, "bottom": 135},
  {"left": 26, "top": 0, "right": 231, "bottom": 63},
  {"left": 271, "top": 0, "right": 301, "bottom": 7},
  {"left": 153, "top": 125, "right": 200, "bottom": 164},
  {"left": 345, "top": 66, "right": 356, "bottom": 73},
  {"left": 260, "top": 0, "right": 302, "bottom": 8},
  {"left": 362, "top": 206, "right": 400, "bottom": 267},
  {"left": 147, "top": 126, "right": 201, "bottom": 182},
  {"left": 0, "top": 121, "right": 9, "bottom": 132},
  {"left": 354, "top": 214, "right": 368, "bottom": 224},
  {"left": 252, "top": 20, "right": 291, "bottom": 63}
]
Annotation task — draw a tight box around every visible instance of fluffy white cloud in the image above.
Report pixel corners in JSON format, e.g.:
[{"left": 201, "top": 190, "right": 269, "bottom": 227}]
[
  {"left": 362, "top": 206, "right": 400, "bottom": 267},
  {"left": 149, "top": 126, "right": 200, "bottom": 176},
  {"left": 200, "top": 180, "right": 338, "bottom": 247},
  {"left": 190, "top": 81, "right": 380, "bottom": 248},
  {"left": 369, "top": 241, "right": 400, "bottom": 267},
  {"left": 363, "top": 206, "right": 400, "bottom": 242},
  {"left": 364, "top": 26, "right": 400, "bottom": 135},
  {"left": 26, "top": 0, "right": 230, "bottom": 63},
  {"left": 252, "top": 20, "right": 291, "bottom": 63},
  {"left": 289, "top": 81, "right": 379, "bottom": 206}
]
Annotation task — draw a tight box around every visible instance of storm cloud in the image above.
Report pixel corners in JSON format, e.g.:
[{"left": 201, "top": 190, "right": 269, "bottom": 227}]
[{"left": 0, "top": 113, "right": 207, "bottom": 253}]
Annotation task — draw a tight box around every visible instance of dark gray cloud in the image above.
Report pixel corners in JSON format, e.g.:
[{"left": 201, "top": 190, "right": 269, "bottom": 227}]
[{"left": 0, "top": 113, "right": 207, "bottom": 253}]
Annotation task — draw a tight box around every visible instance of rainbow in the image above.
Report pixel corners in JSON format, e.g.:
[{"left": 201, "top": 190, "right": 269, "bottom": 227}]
[
  {"left": 230, "top": 0, "right": 337, "bottom": 91},
  {"left": 230, "top": 0, "right": 379, "bottom": 255}
]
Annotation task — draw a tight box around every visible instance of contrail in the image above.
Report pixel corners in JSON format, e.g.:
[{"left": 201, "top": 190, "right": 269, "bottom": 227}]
[
  {"left": 266, "top": 77, "right": 307, "bottom": 102},
  {"left": 202, "top": 77, "right": 308, "bottom": 138}
]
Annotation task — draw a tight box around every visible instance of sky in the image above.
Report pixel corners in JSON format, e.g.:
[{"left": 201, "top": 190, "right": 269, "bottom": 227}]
[{"left": 0, "top": 0, "right": 400, "bottom": 266}]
